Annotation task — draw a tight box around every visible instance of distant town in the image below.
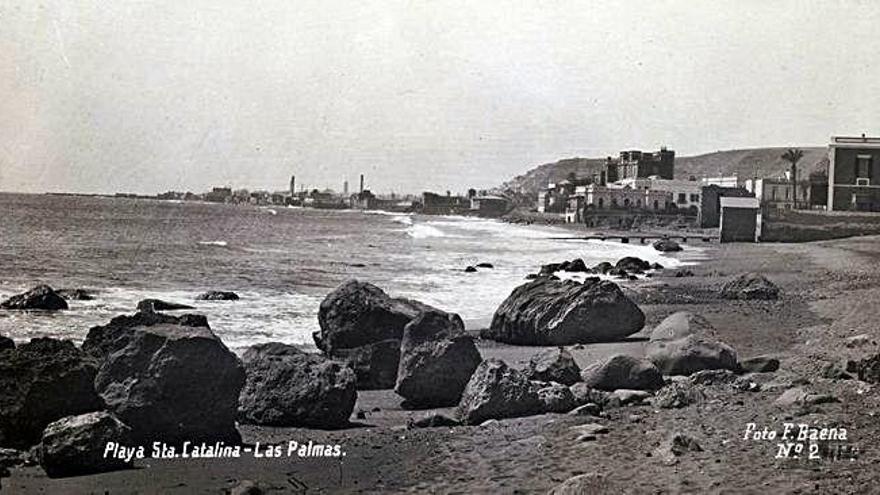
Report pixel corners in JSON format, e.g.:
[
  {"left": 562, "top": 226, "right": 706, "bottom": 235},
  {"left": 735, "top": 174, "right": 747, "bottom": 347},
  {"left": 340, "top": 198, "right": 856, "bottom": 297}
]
[{"left": 46, "top": 134, "right": 880, "bottom": 240}]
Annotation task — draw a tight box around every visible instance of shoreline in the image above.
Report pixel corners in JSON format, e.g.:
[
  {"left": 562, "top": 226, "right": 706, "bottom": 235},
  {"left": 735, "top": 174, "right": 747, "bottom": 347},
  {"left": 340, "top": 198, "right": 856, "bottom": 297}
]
[{"left": 8, "top": 236, "right": 880, "bottom": 492}]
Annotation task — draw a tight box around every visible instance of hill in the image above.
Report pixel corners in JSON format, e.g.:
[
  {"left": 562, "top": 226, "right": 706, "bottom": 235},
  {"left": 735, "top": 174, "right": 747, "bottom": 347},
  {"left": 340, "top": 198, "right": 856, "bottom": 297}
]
[{"left": 497, "top": 147, "right": 828, "bottom": 201}]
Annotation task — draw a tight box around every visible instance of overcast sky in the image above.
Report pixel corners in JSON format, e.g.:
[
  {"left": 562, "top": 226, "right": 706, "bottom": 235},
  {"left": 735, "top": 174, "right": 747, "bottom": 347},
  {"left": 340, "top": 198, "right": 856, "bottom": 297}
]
[{"left": 1, "top": 1, "right": 879, "bottom": 195}]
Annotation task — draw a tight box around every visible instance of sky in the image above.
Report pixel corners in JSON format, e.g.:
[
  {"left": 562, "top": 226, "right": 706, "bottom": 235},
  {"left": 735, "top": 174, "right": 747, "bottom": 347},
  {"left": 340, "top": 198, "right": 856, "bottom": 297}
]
[{"left": 1, "top": 0, "right": 879, "bottom": 195}]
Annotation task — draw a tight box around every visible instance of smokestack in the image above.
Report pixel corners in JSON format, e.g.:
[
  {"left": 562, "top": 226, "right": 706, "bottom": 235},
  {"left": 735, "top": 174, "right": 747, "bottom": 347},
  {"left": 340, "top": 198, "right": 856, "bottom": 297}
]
[
  {"left": 359, "top": 174, "right": 364, "bottom": 194},
  {"left": 290, "top": 175, "right": 296, "bottom": 196}
]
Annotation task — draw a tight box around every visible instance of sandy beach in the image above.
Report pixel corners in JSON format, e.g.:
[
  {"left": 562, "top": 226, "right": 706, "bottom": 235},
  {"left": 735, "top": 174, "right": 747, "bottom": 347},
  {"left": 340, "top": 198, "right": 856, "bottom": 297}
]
[{"left": 5, "top": 235, "right": 880, "bottom": 494}]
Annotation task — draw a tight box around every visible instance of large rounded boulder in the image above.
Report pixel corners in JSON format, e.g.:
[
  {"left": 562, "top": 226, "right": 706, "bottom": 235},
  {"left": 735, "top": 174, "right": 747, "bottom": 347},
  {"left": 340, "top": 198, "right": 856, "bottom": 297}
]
[
  {"left": 82, "top": 311, "right": 244, "bottom": 444},
  {"left": 40, "top": 411, "right": 133, "bottom": 478},
  {"left": 647, "top": 335, "right": 739, "bottom": 375},
  {"left": 238, "top": 343, "right": 357, "bottom": 428},
  {"left": 720, "top": 273, "right": 780, "bottom": 300},
  {"left": 581, "top": 354, "right": 664, "bottom": 391},
  {"left": 483, "top": 278, "right": 645, "bottom": 345},
  {"left": 395, "top": 309, "right": 481, "bottom": 408},
  {"left": 315, "top": 280, "right": 435, "bottom": 354},
  {"left": 0, "top": 285, "right": 68, "bottom": 310},
  {"left": 0, "top": 338, "right": 103, "bottom": 449},
  {"left": 456, "top": 359, "right": 543, "bottom": 425},
  {"left": 650, "top": 312, "right": 717, "bottom": 342},
  {"left": 331, "top": 339, "right": 401, "bottom": 390}
]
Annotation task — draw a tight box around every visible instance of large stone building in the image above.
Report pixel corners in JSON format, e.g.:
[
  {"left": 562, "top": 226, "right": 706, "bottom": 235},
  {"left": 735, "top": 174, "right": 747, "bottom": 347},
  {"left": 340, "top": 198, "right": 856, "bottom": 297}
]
[
  {"left": 614, "top": 147, "right": 675, "bottom": 181},
  {"left": 828, "top": 135, "right": 880, "bottom": 212}
]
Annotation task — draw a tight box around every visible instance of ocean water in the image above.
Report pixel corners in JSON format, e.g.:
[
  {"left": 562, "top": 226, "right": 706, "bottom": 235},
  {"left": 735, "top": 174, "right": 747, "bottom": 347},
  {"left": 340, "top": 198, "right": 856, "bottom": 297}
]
[{"left": 0, "top": 193, "right": 702, "bottom": 351}]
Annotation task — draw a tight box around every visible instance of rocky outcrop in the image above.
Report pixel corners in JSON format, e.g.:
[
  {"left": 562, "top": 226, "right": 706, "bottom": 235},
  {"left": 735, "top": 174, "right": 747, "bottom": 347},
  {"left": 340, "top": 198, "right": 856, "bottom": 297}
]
[
  {"left": 238, "top": 343, "right": 356, "bottom": 428},
  {"left": 395, "top": 310, "right": 481, "bottom": 408},
  {"left": 653, "top": 239, "right": 682, "bottom": 252},
  {"left": 56, "top": 289, "right": 96, "bottom": 301},
  {"left": 83, "top": 311, "right": 244, "bottom": 444},
  {"left": 315, "top": 280, "right": 436, "bottom": 354},
  {"left": 592, "top": 262, "right": 613, "bottom": 274},
  {"left": 569, "top": 383, "right": 611, "bottom": 407},
  {"left": 535, "top": 381, "right": 576, "bottom": 413},
  {"left": 615, "top": 257, "right": 651, "bottom": 273},
  {"left": 720, "top": 273, "right": 780, "bottom": 300},
  {"left": 580, "top": 354, "right": 664, "bottom": 391},
  {"left": 484, "top": 278, "right": 645, "bottom": 345},
  {"left": 525, "top": 348, "right": 581, "bottom": 386},
  {"left": 40, "top": 411, "right": 132, "bottom": 478},
  {"left": 0, "top": 338, "right": 103, "bottom": 448},
  {"left": 647, "top": 335, "right": 739, "bottom": 375},
  {"left": 739, "top": 355, "right": 780, "bottom": 373},
  {"left": 332, "top": 339, "right": 401, "bottom": 390},
  {"left": 0, "top": 335, "right": 13, "bottom": 351},
  {"left": 196, "top": 291, "right": 240, "bottom": 301},
  {"left": 649, "top": 312, "right": 716, "bottom": 342},
  {"left": 456, "top": 359, "right": 543, "bottom": 425},
  {"left": 0, "top": 285, "right": 68, "bottom": 310},
  {"left": 135, "top": 299, "right": 195, "bottom": 312},
  {"left": 651, "top": 381, "right": 705, "bottom": 409}
]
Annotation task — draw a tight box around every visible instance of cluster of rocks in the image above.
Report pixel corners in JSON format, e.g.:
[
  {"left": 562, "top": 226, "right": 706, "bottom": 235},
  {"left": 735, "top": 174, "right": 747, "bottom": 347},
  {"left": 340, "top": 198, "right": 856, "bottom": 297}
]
[
  {"left": 531, "top": 256, "right": 664, "bottom": 281},
  {"left": 0, "top": 285, "right": 243, "bottom": 314},
  {"left": 464, "top": 262, "right": 494, "bottom": 273}
]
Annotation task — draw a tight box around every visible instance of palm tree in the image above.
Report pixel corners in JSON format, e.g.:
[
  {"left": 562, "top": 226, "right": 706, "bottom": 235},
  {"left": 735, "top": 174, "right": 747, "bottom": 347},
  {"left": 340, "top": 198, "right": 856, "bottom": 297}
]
[{"left": 781, "top": 148, "right": 804, "bottom": 208}]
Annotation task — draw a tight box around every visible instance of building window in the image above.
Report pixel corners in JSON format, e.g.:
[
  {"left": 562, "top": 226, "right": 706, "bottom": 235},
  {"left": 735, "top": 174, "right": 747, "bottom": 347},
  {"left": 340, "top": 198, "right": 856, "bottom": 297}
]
[
  {"left": 771, "top": 187, "right": 777, "bottom": 201},
  {"left": 690, "top": 193, "right": 699, "bottom": 203},
  {"left": 624, "top": 198, "right": 631, "bottom": 207},
  {"left": 785, "top": 188, "right": 790, "bottom": 200},
  {"left": 653, "top": 200, "right": 659, "bottom": 210},
  {"left": 857, "top": 155, "right": 873, "bottom": 182},
  {"left": 677, "top": 193, "right": 686, "bottom": 204},
  {"left": 598, "top": 198, "right": 604, "bottom": 209}
]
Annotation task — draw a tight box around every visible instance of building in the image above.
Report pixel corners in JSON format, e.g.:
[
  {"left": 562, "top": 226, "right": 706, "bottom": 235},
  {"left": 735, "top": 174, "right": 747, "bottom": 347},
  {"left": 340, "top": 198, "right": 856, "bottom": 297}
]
[
  {"left": 421, "top": 192, "right": 470, "bottom": 215},
  {"left": 828, "top": 135, "right": 880, "bottom": 212},
  {"left": 470, "top": 195, "right": 510, "bottom": 217},
  {"left": 615, "top": 147, "right": 675, "bottom": 181},
  {"left": 699, "top": 185, "right": 753, "bottom": 228},
  {"left": 537, "top": 180, "right": 582, "bottom": 213},
  {"left": 565, "top": 184, "right": 671, "bottom": 224},
  {"left": 618, "top": 177, "right": 702, "bottom": 214},
  {"left": 720, "top": 197, "right": 761, "bottom": 242},
  {"left": 204, "top": 187, "right": 232, "bottom": 203}
]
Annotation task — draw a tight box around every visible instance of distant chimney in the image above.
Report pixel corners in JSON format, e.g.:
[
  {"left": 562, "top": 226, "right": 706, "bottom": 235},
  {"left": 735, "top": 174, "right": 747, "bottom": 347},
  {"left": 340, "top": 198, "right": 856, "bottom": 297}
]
[
  {"left": 359, "top": 174, "right": 364, "bottom": 194},
  {"left": 290, "top": 175, "right": 296, "bottom": 196}
]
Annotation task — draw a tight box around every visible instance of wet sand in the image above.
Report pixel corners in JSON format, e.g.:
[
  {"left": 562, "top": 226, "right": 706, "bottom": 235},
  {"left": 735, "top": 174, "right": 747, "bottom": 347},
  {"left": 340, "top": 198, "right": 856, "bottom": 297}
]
[{"left": 8, "top": 236, "right": 880, "bottom": 494}]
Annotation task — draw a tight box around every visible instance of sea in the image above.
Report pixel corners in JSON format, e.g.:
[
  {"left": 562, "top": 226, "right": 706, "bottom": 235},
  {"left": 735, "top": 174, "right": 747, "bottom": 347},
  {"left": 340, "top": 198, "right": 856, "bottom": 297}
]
[{"left": 0, "top": 193, "right": 703, "bottom": 352}]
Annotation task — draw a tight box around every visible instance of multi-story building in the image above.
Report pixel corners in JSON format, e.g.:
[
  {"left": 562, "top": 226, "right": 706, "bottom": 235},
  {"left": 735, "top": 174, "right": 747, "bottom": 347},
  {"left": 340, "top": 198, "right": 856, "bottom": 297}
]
[
  {"left": 615, "top": 147, "right": 675, "bottom": 180},
  {"left": 617, "top": 177, "right": 702, "bottom": 214},
  {"left": 828, "top": 135, "right": 880, "bottom": 212},
  {"left": 744, "top": 176, "right": 811, "bottom": 210}
]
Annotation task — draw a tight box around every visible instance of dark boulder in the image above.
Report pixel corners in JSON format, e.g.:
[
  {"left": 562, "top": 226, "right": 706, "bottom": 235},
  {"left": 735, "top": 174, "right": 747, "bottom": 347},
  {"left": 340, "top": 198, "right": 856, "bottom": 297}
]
[
  {"left": 196, "top": 291, "right": 240, "bottom": 301},
  {"left": 525, "top": 348, "right": 581, "bottom": 386},
  {"left": 40, "top": 411, "right": 133, "bottom": 478},
  {"left": 535, "top": 381, "right": 576, "bottom": 413},
  {"left": 484, "top": 278, "right": 645, "bottom": 345},
  {"left": 852, "top": 354, "right": 880, "bottom": 383},
  {"left": 456, "top": 359, "right": 543, "bottom": 425},
  {"left": 0, "top": 339, "right": 103, "bottom": 449},
  {"left": 135, "top": 299, "right": 195, "bottom": 312},
  {"left": 720, "top": 273, "right": 780, "bottom": 300},
  {"left": 615, "top": 257, "right": 650, "bottom": 273},
  {"left": 395, "top": 310, "right": 481, "bottom": 408},
  {"left": 539, "top": 263, "right": 562, "bottom": 276},
  {"left": 56, "top": 289, "right": 96, "bottom": 301},
  {"left": 476, "top": 263, "right": 494, "bottom": 269},
  {"left": 332, "top": 339, "right": 401, "bottom": 390},
  {"left": 314, "top": 280, "right": 437, "bottom": 354},
  {"left": 592, "top": 262, "right": 613, "bottom": 274},
  {"left": 0, "top": 335, "right": 13, "bottom": 351},
  {"left": 651, "top": 262, "right": 665, "bottom": 270},
  {"left": 581, "top": 354, "right": 664, "bottom": 391},
  {"left": 464, "top": 266, "right": 478, "bottom": 273},
  {"left": 648, "top": 335, "right": 739, "bottom": 376},
  {"left": 566, "top": 259, "right": 589, "bottom": 272},
  {"left": 0, "top": 285, "right": 68, "bottom": 310},
  {"left": 238, "top": 343, "right": 356, "bottom": 429},
  {"left": 674, "top": 269, "right": 694, "bottom": 278},
  {"left": 83, "top": 312, "right": 244, "bottom": 444},
  {"left": 652, "top": 239, "right": 682, "bottom": 252},
  {"left": 649, "top": 312, "right": 716, "bottom": 342},
  {"left": 739, "top": 355, "right": 780, "bottom": 373}
]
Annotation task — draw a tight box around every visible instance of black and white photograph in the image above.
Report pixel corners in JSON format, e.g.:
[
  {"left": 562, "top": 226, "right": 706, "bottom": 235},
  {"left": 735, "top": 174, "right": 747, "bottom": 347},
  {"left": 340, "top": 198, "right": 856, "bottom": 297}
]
[{"left": 2, "top": 1, "right": 880, "bottom": 493}]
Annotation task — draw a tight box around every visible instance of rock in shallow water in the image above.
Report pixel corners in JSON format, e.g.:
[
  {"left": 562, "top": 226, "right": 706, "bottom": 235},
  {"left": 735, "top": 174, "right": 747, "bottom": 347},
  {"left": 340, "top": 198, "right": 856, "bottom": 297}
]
[
  {"left": 135, "top": 298, "right": 195, "bottom": 312},
  {"left": 238, "top": 343, "right": 356, "bottom": 429},
  {"left": 56, "top": 288, "right": 96, "bottom": 301},
  {"left": 40, "top": 411, "right": 132, "bottom": 478},
  {"left": 196, "top": 290, "right": 240, "bottom": 301},
  {"left": 483, "top": 278, "right": 645, "bottom": 345},
  {"left": 83, "top": 311, "right": 244, "bottom": 444},
  {"left": 0, "top": 338, "right": 103, "bottom": 449},
  {"left": 0, "top": 285, "right": 68, "bottom": 310},
  {"left": 395, "top": 309, "right": 481, "bottom": 408}
]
